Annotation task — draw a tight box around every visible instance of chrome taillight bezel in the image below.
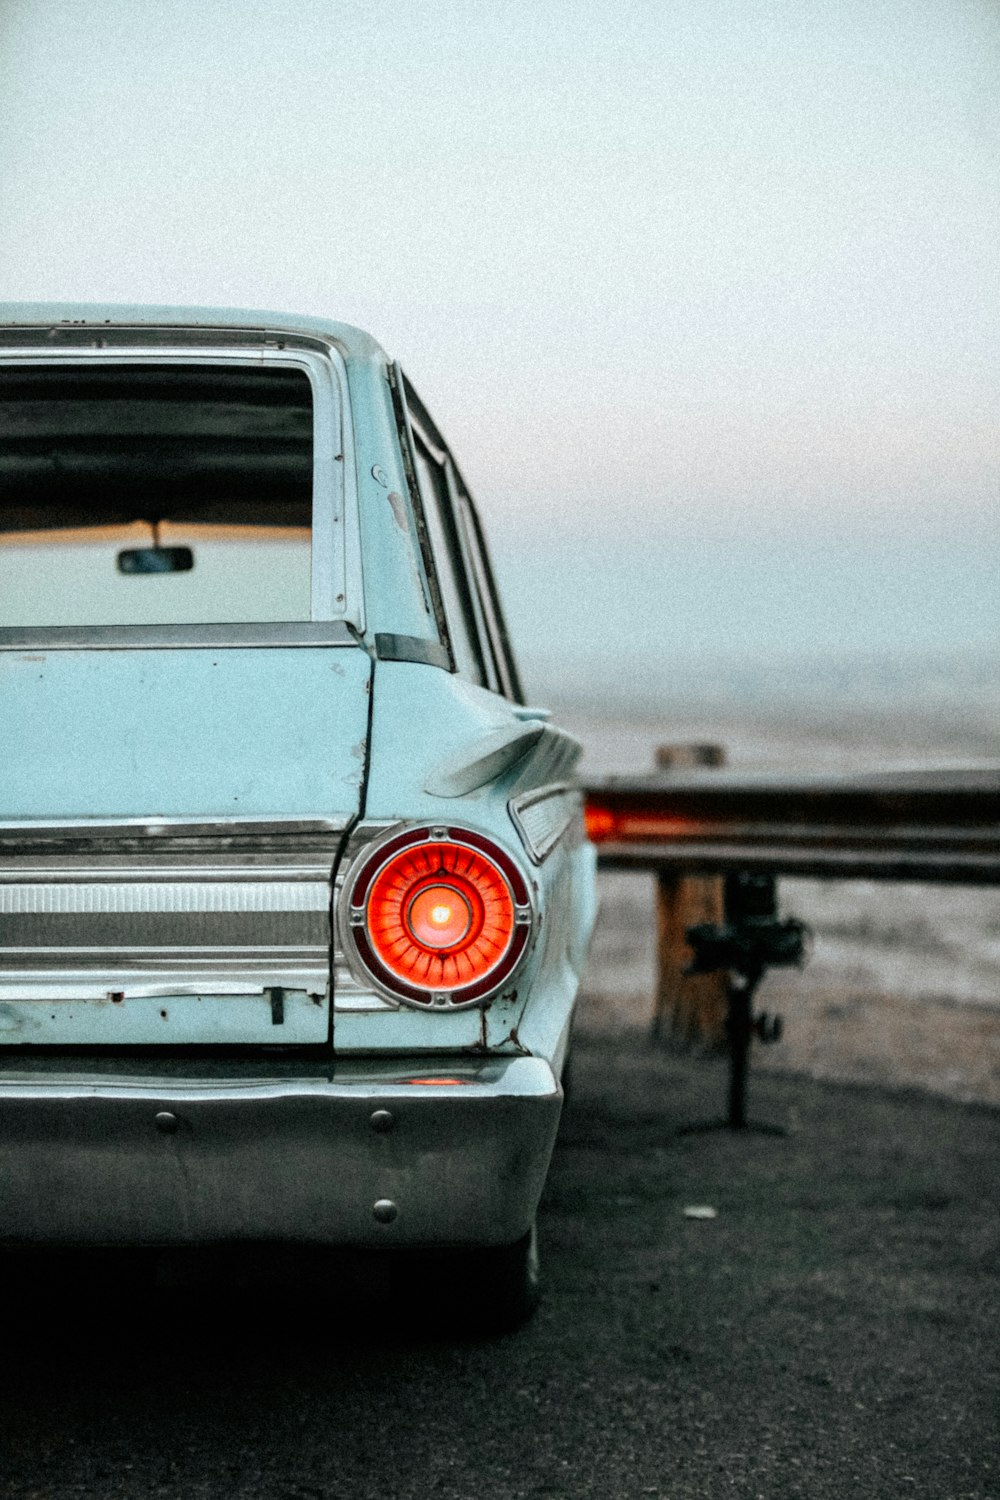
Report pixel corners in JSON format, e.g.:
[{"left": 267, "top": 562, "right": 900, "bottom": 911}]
[{"left": 339, "top": 824, "right": 535, "bottom": 1010}]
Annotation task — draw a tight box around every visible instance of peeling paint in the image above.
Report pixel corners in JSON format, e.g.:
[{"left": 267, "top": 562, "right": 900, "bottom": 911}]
[{"left": 386, "top": 490, "right": 409, "bottom": 534}]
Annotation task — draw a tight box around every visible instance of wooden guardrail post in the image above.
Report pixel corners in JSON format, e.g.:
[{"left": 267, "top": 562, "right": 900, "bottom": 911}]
[{"left": 652, "top": 743, "right": 728, "bottom": 1048}]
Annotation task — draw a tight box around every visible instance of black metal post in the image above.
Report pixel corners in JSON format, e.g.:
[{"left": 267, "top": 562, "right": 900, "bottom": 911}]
[{"left": 725, "top": 968, "right": 761, "bottom": 1130}]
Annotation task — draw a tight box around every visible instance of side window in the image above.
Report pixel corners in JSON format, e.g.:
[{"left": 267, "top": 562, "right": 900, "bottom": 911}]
[
  {"left": 401, "top": 372, "right": 523, "bottom": 701},
  {"left": 411, "top": 435, "right": 485, "bottom": 686},
  {"left": 448, "top": 463, "right": 524, "bottom": 704},
  {"left": 452, "top": 490, "right": 505, "bottom": 696}
]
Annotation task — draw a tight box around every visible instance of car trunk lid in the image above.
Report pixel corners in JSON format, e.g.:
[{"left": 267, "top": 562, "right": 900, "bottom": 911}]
[{"left": 0, "top": 641, "right": 371, "bottom": 1045}]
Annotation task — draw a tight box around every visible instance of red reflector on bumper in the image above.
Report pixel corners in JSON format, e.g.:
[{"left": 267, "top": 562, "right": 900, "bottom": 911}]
[{"left": 405, "top": 1077, "right": 466, "bottom": 1087}]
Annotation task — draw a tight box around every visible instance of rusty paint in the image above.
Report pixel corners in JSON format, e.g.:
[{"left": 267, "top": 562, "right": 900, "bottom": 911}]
[{"left": 503, "top": 1023, "right": 532, "bottom": 1057}]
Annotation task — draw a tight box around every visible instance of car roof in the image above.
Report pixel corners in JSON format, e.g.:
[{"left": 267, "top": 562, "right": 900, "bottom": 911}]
[{"left": 0, "top": 303, "right": 389, "bottom": 364}]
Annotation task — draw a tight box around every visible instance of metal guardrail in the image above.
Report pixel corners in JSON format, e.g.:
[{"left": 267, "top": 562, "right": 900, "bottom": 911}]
[
  {"left": 584, "top": 766, "right": 1000, "bottom": 884},
  {"left": 582, "top": 757, "right": 1000, "bottom": 1130}
]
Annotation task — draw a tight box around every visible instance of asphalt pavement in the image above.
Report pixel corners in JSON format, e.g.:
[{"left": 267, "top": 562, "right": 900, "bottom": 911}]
[{"left": 1, "top": 1029, "right": 997, "bottom": 1500}]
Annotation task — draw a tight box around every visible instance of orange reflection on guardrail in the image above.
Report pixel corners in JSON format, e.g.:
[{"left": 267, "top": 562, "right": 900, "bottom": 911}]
[{"left": 584, "top": 803, "right": 694, "bottom": 843}]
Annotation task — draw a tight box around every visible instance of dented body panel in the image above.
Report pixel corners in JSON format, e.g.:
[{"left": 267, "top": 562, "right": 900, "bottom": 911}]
[{"left": 0, "top": 303, "right": 596, "bottom": 1253}]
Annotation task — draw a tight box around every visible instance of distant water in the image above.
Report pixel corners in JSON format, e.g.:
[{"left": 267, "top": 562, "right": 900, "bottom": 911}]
[
  {"left": 523, "top": 644, "right": 999, "bottom": 774},
  {"left": 493, "top": 525, "right": 998, "bottom": 765}
]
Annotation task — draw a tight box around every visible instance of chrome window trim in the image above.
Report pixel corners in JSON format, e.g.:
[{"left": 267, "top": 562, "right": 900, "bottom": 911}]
[
  {"left": 451, "top": 481, "right": 510, "bottom": 697},
  {"left": 0, "top": 815, "right": 347, "bottom": 852},
  {"left": 389, "top": 361, "right": 453, "bottom": 668},
  {"left": 373, "top": 632, "right": 450, "bottom": 670},
  {"left": 451, "top": 479, "right": 524, "bottom": 703},
  {"left": 398, "top": 369, "right": 523, "bottom": 703},
  {"left": 410, "top": 430, "right": 489, "bottom": 686},
  {"left": 0, "top": 337, "right": 365, "bottom": 636},
  {"left": 444, "top": 464, "right": 501, "bottom": 693}
]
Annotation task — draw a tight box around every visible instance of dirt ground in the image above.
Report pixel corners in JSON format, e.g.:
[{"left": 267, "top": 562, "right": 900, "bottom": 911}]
[
  {"left": 581, "top": 981, "right": 1000, "bottom": 1111},
  {"left": 583, "top": 872, "right": 1000, "bottom": 1109}
]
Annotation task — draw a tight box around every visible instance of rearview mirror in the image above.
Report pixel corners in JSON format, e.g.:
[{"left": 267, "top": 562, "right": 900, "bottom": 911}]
[{"left": 117, "top": 546, "right": 194, "bottom": 575}]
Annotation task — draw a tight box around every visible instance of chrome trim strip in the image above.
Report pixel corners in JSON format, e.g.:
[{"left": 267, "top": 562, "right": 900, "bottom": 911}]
[
  {"left": 0, "top": 949, "right": 325, "bottom": 964},
  {"left": 0, "top": 977, "right": 328, "bottom": 999},
  {"left": 0, "top": 815, "right": 346, "bottom": 841},
  {"left": 0, "top": 865, "right": 333, "bottom": 881},
  {"left": 0, "top": 826, "right": 339, "bottom": 1016},
  {"left": 0, "top": 881, "right": 330, "bottom": 914},
  {"left": 0, "top": 622, "right": 356, "bottom": 651},
  {"left": 0, "top": 1054, "right": 557, "bottom": 1099},
  {"left": 0, "top": 945, "right": 325, "bottom": 963}
]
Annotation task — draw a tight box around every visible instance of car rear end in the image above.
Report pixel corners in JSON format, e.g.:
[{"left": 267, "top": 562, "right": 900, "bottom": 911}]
[{"left": 0, "top": 306, "right": 587, "bottom": 1264}]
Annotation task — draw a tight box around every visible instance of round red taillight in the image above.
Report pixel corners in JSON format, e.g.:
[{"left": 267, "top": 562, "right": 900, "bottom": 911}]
[{"left": 345, "top": 828, "right": 532, "bottom": 1006}]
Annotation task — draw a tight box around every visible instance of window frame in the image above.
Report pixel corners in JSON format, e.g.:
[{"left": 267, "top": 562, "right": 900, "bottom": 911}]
[
  {"left": 447, "top": 466, "right": 525, "bottom": 704},
  {"left": 409, "top": 427, "right": 489, "bottom": 688},
  {"left": 0, "top": 333, "right": 363, "bottom": 649},
  {"left": 396, "top": 368, "right": 524, "bottom": 702}
]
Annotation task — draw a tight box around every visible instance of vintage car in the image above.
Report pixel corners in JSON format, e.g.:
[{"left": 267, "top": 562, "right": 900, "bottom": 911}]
[{"left": 0, "top": 304, "right": 597, "bottom": 1325}]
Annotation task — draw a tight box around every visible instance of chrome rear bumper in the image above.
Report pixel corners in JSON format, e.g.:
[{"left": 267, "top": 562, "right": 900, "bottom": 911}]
[{"left": 0, "top": 1055, "right": 561, "bottom": 1248}]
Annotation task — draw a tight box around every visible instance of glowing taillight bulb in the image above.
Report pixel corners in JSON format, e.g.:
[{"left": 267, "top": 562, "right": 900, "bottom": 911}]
[
  {"left": 345, "top": 828, "right": 533, "bottom": 1006},
  {"left": 406, "top": 884, "right": 473, "bottom": 949}
]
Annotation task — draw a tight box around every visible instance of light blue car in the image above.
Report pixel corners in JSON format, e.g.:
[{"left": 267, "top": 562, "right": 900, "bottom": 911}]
[{"left": 0, "top": 305, "right": 597, "bottom": 1325}]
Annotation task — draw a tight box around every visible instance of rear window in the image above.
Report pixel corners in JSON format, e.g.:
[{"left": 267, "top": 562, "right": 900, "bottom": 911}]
[{"left": 0, "top": 362, "right": 314, "bottom": 626}]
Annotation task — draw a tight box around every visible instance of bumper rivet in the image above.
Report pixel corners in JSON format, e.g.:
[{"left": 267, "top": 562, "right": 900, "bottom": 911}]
[
  {"left": 373, "top": 1198, "right": 398, "bottom": 1224},
  {"left": 154, "top": 1111, "right": 179, "bottom": 1134},
  {"left": 370, "top": 1109, "right": 395, "bottom": 1133}
]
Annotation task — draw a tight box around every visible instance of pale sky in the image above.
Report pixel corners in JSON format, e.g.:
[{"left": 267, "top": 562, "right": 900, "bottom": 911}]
[{"left": 1, "top": 0, "right": 997, "bottom": 671}]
